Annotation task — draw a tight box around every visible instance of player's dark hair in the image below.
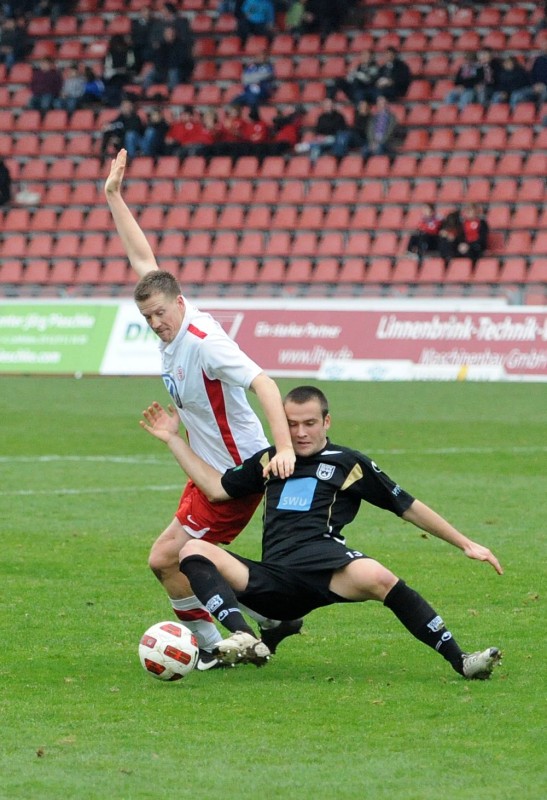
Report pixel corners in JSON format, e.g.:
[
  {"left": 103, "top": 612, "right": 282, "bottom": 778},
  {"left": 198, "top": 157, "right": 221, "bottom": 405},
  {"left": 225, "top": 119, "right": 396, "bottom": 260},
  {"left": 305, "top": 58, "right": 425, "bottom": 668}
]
[
  {"left": 284, "top": 386, "right": 329, "bottom": 419},
  {"left": 134, "top": 270, "right": 181, "bottom": 303}
]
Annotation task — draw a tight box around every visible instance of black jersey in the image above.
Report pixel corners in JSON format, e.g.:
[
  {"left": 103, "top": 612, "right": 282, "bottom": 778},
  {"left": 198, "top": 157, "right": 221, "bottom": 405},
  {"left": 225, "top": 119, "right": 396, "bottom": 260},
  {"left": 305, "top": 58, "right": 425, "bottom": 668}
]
[{"left": 221, "top": 440, "right": 415, "bottom": 565}]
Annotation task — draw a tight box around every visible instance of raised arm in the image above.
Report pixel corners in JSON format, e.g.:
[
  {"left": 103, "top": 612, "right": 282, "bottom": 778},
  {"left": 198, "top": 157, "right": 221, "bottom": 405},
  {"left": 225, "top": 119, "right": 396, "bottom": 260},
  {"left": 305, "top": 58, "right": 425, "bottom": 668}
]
[
  {"left": 250, "top": 372, "right": 296, "bottom": 480},
  {"left": 402, "top": 499, "right": 503, "bottom": 575},
  {"left": 104, "top": 148, "right": 158, "bottom": 278},
  {"left": 140, "top": 402, "right": 230, "bottom": 502}
]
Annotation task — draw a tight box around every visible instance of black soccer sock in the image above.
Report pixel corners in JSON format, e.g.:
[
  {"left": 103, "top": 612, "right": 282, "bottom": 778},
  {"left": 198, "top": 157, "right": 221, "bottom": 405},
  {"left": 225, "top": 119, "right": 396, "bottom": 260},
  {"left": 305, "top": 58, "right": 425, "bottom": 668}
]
[
  {"left": 384, "top": 579, "right": 464, "bottom": 674},
  {"left": 180, "top": 554, "right": 255, "bottom": 636}
]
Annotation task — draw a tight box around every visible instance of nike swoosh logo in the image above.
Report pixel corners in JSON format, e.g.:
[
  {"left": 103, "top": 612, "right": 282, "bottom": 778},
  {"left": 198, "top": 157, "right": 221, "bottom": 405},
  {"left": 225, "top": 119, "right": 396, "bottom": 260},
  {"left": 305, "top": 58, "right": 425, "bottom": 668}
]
[{"left": 187, "top": 514, "right": 198, "bottom": 525}]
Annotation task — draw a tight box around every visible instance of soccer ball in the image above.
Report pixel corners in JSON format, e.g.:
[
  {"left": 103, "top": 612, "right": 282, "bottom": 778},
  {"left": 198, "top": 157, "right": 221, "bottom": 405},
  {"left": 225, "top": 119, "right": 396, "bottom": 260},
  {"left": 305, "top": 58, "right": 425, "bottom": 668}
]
[{"left": 139, "top": 621, "right": 199, "bottom": 681}]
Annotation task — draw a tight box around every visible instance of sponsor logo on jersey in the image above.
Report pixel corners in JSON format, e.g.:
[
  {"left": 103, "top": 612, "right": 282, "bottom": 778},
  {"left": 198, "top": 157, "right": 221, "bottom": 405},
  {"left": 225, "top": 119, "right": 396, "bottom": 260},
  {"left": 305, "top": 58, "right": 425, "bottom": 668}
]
[
  {"left": 162, "top": 372, "right": 183, "bottom": 408},
  {"left": 277, "top": 477, "right": 317, "bottom": 512},
  {"left": 316, "top": 463, "right": 335, "bottom": 481},
  {"left": 176, "top": 365, "right": 185, "bottom": 381},
  {"left": 371, "top": 460, "right": 382, "bottom": 473}
]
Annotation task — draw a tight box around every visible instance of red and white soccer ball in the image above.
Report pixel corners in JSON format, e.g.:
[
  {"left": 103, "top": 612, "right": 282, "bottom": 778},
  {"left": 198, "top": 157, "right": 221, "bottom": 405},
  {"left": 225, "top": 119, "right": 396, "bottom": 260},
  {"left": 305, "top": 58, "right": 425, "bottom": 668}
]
[{"left": 139, "top": 621, "right": 199, "bottom": 681}]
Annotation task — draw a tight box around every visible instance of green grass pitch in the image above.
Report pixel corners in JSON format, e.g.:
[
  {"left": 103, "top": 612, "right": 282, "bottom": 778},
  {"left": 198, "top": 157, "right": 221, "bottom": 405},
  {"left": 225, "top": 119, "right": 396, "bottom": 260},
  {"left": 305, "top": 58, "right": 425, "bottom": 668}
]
[{"left": 1, "top": 376, "right": 545, "bottom": 799}]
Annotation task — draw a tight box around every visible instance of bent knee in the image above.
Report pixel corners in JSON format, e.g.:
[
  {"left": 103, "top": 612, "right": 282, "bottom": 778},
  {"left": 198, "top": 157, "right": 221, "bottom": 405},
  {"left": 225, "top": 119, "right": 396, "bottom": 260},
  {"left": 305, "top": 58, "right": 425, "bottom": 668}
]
[{"left": 365, "top": 560, "right": 398, "bottom": 600}]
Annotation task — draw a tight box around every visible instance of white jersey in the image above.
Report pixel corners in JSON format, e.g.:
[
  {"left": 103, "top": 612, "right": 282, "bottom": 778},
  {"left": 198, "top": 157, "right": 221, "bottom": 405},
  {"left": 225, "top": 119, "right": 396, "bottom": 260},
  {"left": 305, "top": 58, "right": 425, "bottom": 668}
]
[{"left": 159, "top": 299, "right": 269, "bottom": 471}]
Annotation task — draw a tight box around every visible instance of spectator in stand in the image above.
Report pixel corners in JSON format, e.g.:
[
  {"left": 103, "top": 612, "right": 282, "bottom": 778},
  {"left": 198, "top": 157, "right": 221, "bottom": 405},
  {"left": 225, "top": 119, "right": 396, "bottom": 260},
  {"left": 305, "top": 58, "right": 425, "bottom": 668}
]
[
  {"left": 438, "top": 209, "right": 465, "bottom": 267},
  {"left": 406, "top": 203, "right": 443, "bottom": 258},
  {"left": 217, "top": 103, "right": 247, "bottom": 146},
  {"left": 475, "top": 47, "right": 503, "bottom": 106},
  {"left": 240, "top": 106, "right": 271, "bottom": 155},
  {"left": 165, "top": 106, "right": 211, "bottom": 158},
  {"left": 374, "top": 46, "right": 412, "bottom": 101},
  {"left": 29, "top": 56, "right": 63, "bottom": 113},
  {"left": 362, "top": 95, "right": 398, "bottom": 158},
  {"left": 142, "top": 24, "right": 194, "bottom": 93},
  {"left": 331, "top": 99, "right": 371, "bottom": 157},
  {"left": 81, "top": 65, "right": 105, "bottom": 107},
  {"left": 162, "top": 1, "right": 195, "bottom": 53},
  {"left": 491, "top": 55, "right": 534, "bottom": 109},
  {"left": 58, "top": 62, "right": 86, "bottom": 114},
  {"left": 139, "top": 106, "right": 170, "bottom": 157},
  {"left": 285, "top": 0, "right": 309, "bottom": 37},
  {"left": 231, "top": 53, "right": 276, "bottom": 112},
  {"left": 295, "top": 97, "right": 347, "bottom": 159},
  {"left": 237, "top": 0, "right": 276, "bottom": 46},
  {"left": 327, "top": 49, "right": 379, "bottom": 105},
  {"left": 444, "top": 52, "right": 484, "bottom": 110},
  {"left": 102, "top": 33, "right": 137, "bottom": 108},
  {"left": 458, "top": 203, "right": 489, "bottom": 264},
  {"left": 130, "top": 6, "right": 156, "bottom": 74},
  {"left": 270, "top": 103, "right": 303, "bottom": 153},
  {"left": 0, "top": 16, "right": 32, "bottom": 70},
  {"left": 100, "top": 98, "right": 145, "bottom": 159},
  {"left": 529, "top": 42, "right": 547, "bottom": 106},
  {"left": 0, "top": 157, "right": 12, "bottom": 206},
  {"left": 305, "top": 0, "right": 349, "bottom": 35}
]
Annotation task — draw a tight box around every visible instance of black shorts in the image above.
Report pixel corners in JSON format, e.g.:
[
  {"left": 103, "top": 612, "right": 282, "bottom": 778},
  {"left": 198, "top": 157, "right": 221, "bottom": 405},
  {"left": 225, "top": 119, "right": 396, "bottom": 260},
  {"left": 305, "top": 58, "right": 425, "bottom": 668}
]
[{"left": 232, "top": 539, "right": 369, "bottom": 620}]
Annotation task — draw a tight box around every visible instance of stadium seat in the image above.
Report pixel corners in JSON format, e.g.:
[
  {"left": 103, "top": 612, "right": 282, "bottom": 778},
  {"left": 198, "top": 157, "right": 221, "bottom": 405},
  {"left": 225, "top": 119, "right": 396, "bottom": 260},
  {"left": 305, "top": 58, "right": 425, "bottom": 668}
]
[
  {"left": 313, "top": 258, "right": 339, "bottom": 284},
  {"left": 23, "top": 259, "right": 49, "bottom": 284},
  {"left": 531, "top": 232, "right": 547, "bottom": 256},
  {"left": 41, "top": 134, "right": 67, "bottom": 157},
  {"left": 179, "top": 258, "right": 206, "bottom": 284},
  {"left": 391, "top": 258, "right": 418, "bottom": 283},
  {"left": 189, "top": 206, "right": 217, "bottom": 231},
  {"left": 345, "top": 232, "right": 372, "bottom": 257},
  {"left": 205, "top": 258, "right": 232, "bottom": 284},
  {"left": 444, "top": 155, "right": 470, "bottom": 177},
  {"left": 504, "top": 232, "right": 532, "bottom": 256},
  {"left": 74, "top": 259, "right": 102, "bottom": 284},
  {"left": 384, "top": 180, "right": 411, "bottom": 204},
  {"left": 258, "top": 258, "right": 286, "bottom": 284},
  {"left": 238, "top": 232, "right": 265, "bottom": 257},
  {"left": 511, "top": 205, "right": 539, "bottom": 230},
  {"left": 217, "top": 206, "right": 245, "bottom": 231},
  {"left": 163, "top": 206, "right": 191, "bottom": 231},
  {"left": 230, "top": 258, "right": 260, "bottom": 286},
  {"left": 31, "top": 209, "right": 58, "bottom": 231},
  {"left": 285, "top": 258, "right": 313, "bottom": 284},
  {"left": 330, "top": 183, "right": 358, "bottom": 205},
  {"left": 48, "top": 258, "right": 76, "bottom": 285},
  {"left": 317, "top": 232, "right": 345, "bottom": 258},
  {"left": 157, "top": 232, "right": 186, "bottom": 259},
  {"left": 245, "top": 206, "right": 271, "bottom": 230},
  {"left": 470, "top": 258, "right": 500, "bottom": 284},
  {"left": 4, "top": 208, "right": 31, "bottom": 231},
  {"left": 27, "top": 233, "right": 55, "bottom": 259},
  {"left": 437, "top": 179, "right": 465, "bottom": 203},
  {"left": 416, "top": 258, "right": 445, "bottom": 284},
  {"left": 444, "top": 258, "right": 473, "bottom": 283},
  {"left": 323, "top": 206, "right": 350, "bottom": 231},
  {"left": 365, "top": 258, "right": 392, "bottom": 283},
  {"left": 498, "top": 258, "right": 527, "bottom": 283},
  {"left": 517, "top": 179, "right": 545, "bottom": 203},
  {"left": 527, "top": 259, "right": 547, "bottom": 283},
  {"left": 298, "top": 207, "right": 325, "bottom": 230},
  {"left": 338, "top": 258, "right": 365, "bottom": 284}
]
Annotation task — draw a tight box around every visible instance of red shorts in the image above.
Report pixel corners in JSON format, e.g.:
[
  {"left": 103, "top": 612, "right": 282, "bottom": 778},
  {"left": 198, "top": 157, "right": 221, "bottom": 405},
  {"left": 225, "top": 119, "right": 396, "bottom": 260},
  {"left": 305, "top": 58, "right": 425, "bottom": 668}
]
[{"left": 175, "top": 480, "right": 263, "bottom": 545}]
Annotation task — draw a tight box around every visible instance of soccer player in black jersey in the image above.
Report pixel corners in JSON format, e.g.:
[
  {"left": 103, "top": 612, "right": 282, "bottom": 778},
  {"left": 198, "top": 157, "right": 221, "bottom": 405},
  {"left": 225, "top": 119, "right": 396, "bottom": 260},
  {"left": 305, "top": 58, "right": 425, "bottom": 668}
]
[{"left": 140, "top": 386, "right": 503, "bottom": 680}]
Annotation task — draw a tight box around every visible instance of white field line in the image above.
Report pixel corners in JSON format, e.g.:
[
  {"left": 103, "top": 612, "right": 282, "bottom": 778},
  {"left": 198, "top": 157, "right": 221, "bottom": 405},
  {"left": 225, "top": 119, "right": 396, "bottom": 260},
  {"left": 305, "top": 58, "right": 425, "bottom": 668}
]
[{"left": 1, "top": 446, "right": 545, "bottom": 497}]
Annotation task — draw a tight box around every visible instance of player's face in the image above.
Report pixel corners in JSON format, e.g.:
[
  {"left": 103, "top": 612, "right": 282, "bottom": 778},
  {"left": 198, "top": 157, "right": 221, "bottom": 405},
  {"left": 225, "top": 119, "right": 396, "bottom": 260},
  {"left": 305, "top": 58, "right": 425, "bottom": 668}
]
[
  {"left": 285, "top": 399, "right": 331, "bottom": 457},
  {"left": 137, "top": 291, "right": 185, "bottom": 343}
]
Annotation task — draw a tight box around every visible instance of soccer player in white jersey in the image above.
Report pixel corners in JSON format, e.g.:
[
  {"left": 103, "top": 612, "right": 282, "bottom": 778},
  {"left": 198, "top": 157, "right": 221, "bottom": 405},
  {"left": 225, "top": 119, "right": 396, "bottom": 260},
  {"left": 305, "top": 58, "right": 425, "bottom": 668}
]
[{"left": 105, "top": 149, "right": 300, "bottom": 668}]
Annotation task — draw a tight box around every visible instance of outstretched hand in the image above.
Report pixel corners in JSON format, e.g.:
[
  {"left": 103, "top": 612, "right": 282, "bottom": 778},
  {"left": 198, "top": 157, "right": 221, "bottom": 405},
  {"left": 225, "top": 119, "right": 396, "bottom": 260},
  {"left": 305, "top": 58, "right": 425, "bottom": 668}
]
[
  {"left": 104, "top": 148, "right": 127, "bottom": 196},
  {"left": 463, "top": 541, "right": 504, "bottom": 575},
  {"left": 140, "top": 402, "right": 180, "bottom": 443},
  {"left": 262, "top": 446, "right": 296, "bottom": 479}
]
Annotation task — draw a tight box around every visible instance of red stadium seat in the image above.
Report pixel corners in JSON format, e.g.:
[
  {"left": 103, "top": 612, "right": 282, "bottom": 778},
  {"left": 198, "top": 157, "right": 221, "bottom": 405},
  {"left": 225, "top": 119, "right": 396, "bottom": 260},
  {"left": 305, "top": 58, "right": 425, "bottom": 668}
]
[
  {"left": 365, "top": 258, "right": 392, "bottom": 283},
  {"left": 498, "top": 258, "right": 527, "bottom": 283}
]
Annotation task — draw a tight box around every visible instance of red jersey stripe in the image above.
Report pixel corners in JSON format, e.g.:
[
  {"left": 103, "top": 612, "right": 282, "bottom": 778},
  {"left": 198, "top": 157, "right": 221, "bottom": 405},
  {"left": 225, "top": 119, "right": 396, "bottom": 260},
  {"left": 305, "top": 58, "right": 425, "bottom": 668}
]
[
  {"left": 202, "top": 371, "right": 242, "bottom": 465},
  {"left": 188, "top": 323, "right": 207, "bottom": 339}
]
